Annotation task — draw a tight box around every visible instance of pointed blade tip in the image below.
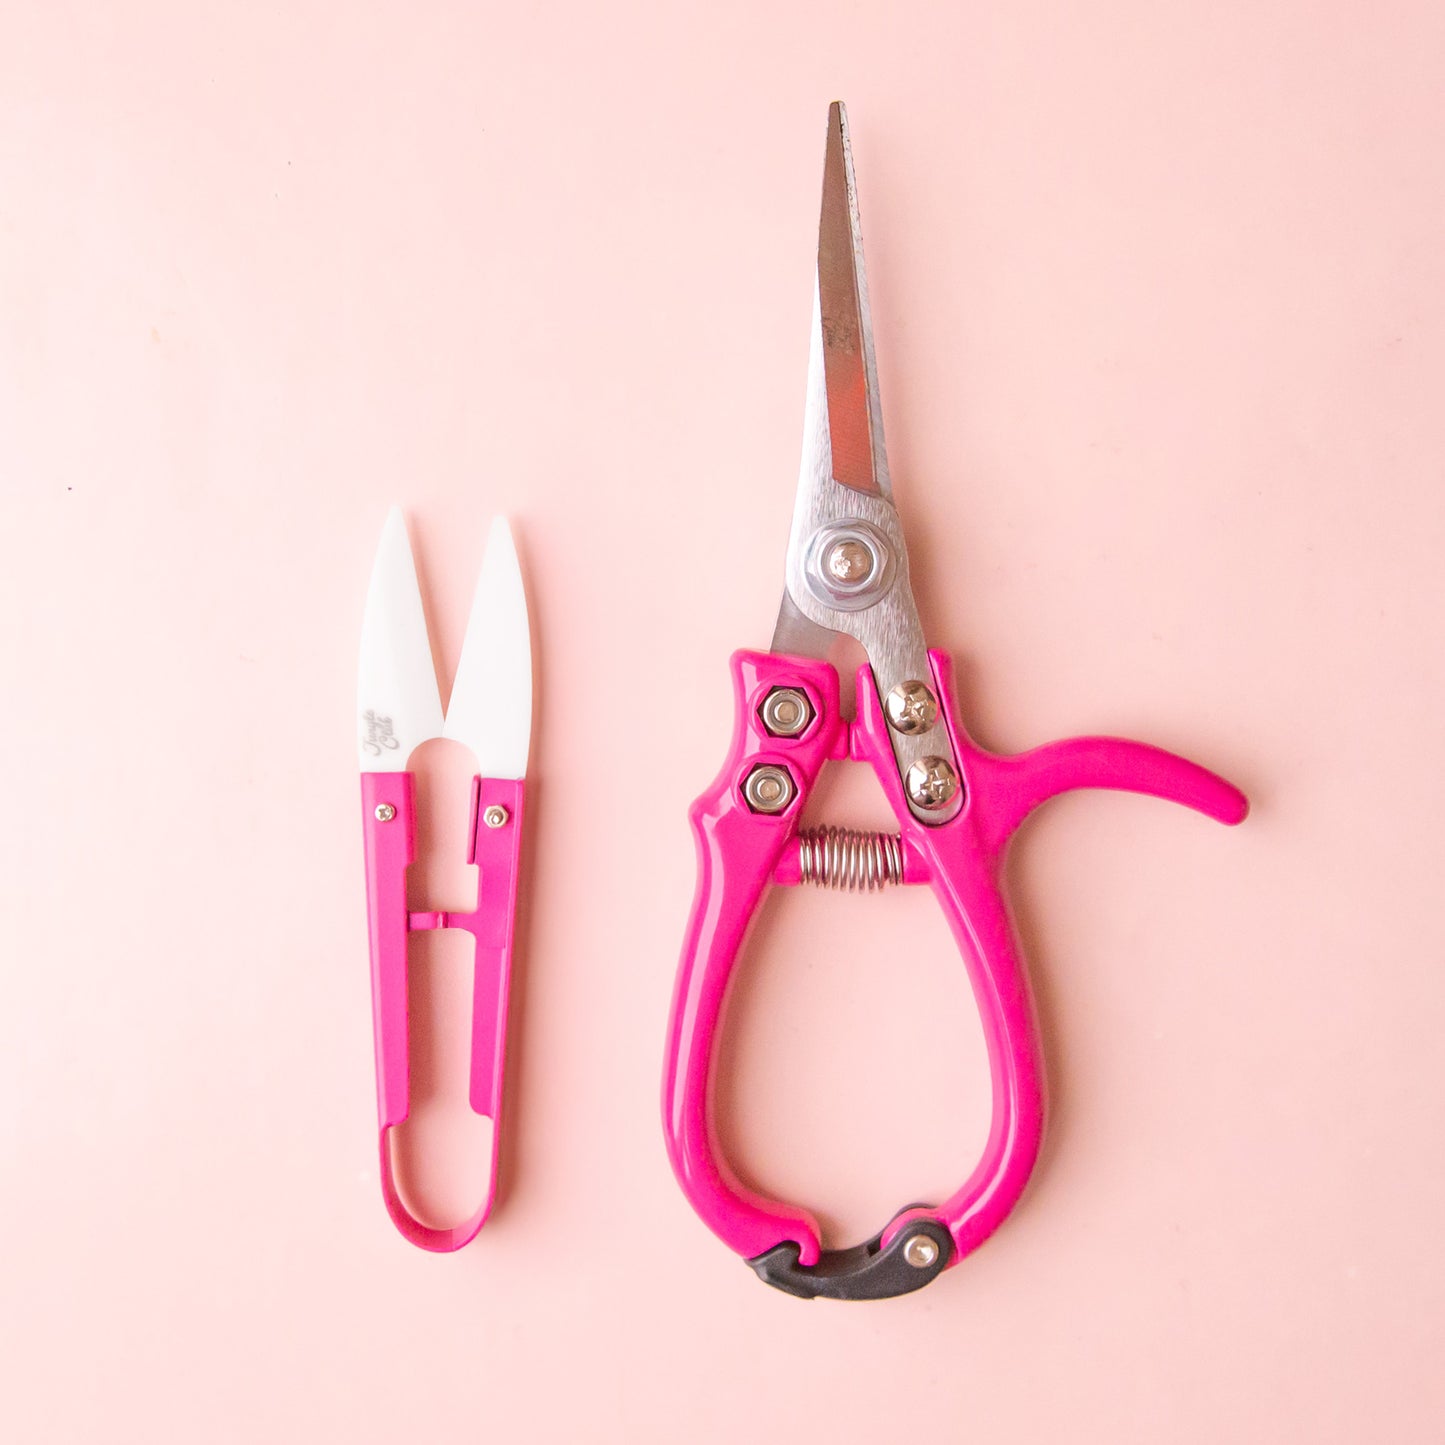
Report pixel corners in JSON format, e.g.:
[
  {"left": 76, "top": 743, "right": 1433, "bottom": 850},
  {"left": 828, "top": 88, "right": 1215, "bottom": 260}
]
[
  {"left": 481, "top": 515, "right": 526, "bottom": 611},
  {"left": 485, "top": 513, "right": 519, "bottom": 559},
  {"left": 441, "top": 514, "right": 532, "bottom": 777}
]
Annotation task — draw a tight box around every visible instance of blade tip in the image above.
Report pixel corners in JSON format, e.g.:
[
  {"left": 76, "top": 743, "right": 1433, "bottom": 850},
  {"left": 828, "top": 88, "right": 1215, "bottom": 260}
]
[
  {"left": 484, "top": 514, "right": 520, "bottom": 568},
  {"left": 378, "top": 504, "right": 409, "bottom": 551}
]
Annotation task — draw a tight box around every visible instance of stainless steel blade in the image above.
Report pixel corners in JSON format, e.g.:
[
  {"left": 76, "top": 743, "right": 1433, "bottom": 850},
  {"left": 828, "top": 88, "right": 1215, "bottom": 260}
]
[
  {"left": 817, "top": 99, "right": 890, "bottom": 500},
  {"left": 774, "top": 103, "right": 962, "bottom": 825},
  {"left": 770, "top": 589, "right": 836, "bottom": 660},
  {"left": 358, "top": 507, "right": 445, "bottom": 770},
  {"left": 442, "top": 516, "right": 532, "bottom": 779}
]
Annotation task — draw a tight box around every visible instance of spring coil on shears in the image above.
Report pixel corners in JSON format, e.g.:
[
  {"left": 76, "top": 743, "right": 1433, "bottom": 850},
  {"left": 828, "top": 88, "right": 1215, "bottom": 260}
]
[{"left": 797, "top": 827, "right": 903, "bottom": 891}]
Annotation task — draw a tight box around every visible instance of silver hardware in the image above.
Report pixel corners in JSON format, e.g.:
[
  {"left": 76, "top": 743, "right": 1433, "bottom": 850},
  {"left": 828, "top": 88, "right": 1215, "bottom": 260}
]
[
  {"left": 760, "top": 687, "right": 813, "bottom": 738},
  {"left": 374, "top": 803, "right": 396, "bottom": 823},
  {"left": 803, "top": 521, "right": 894, "bottom": 611},
  {"left": 797, "top": 827, "right": 902, "bottom": 890},
  {"left": 885, "top": 680, "right": 938, "bottom": 735},
  {"left": 826, "top": 538, "right": 873, "bottom": 584},
  {"left": 903, "top": 1234, "right": 939, "bottom": 1269},
  {"left": 906, "top": 756, "right": 959, "bottom": 810},
  {"left": 782, "top": 491, "right": 962, "bottom": 824},
  {"left": 743, "top": 764, "right": 795, "bottom": 815},
  {"left": 482, "top": 805, "right": 510, "bottom": 829}
]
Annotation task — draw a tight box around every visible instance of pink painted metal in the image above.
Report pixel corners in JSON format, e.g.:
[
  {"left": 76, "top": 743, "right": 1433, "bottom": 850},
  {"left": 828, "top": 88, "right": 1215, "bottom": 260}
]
[
  {"left": 661, "top": 648, "right": 1246, "bottom": 1273},
  {"left": 361, "top": 772, "right": 525, "bottom": 1252}
]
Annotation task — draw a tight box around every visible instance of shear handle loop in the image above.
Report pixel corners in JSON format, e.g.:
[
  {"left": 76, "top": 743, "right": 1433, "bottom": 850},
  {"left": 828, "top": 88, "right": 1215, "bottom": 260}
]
[
  {"left": 851, "top": 661, "right": 1046, "bottom": 1264},
  {"left": 662, "top": 651, "right": 847, "bottom": 1267},
  {"left": 863, "top": 652, "right": 1247, "bottom": 1261},
  {"left": 662, "top": 649, "right": 1247, "bottom": 1290}
]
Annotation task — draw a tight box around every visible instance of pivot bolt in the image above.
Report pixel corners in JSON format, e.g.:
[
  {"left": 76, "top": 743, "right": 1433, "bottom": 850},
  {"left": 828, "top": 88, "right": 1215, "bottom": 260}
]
[
  {"left": 374, "top": 803, "right": 396, "bottom": 823},
  {"left": 885, "top": 680, "right": 938, "bottom": 735},
  {"left": 805, "top": 522, "right": 893, "bottom": 610},
  {"left": 825, "top": 538, "right": 874, "bottom": 585},
  {"left": 903, "top": 1234, "right": 940, "bottom": 1269},
  {"left": 905, "top": 756, "right": 960, "bottom": 810},
  {"left": 760, "top": 687, "right": 813, "bottom": 738},
  {"left": 482, "top": 805, "right": 510, "bottom": 829},
  {"left": 743, "top": 764, "right": 796, "bottom": 815}
]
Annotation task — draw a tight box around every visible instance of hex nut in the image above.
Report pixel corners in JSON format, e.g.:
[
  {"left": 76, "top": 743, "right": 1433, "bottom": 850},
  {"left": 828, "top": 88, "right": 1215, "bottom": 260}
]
[
  {"left": 760, "top": 687, "right": 814, "bottom": 739},
  {"left": 742, "top": 764, "right": 796, "bottom": 815}
]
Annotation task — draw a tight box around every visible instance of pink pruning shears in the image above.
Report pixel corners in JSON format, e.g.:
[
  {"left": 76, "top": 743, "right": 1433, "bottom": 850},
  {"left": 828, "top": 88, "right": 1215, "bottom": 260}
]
[
  {"left": 358, "top": 509, "right": 531, "bottom": 1251},
  {"left": 661, "top": 103, "right": 1249, "bottom": 1301}
]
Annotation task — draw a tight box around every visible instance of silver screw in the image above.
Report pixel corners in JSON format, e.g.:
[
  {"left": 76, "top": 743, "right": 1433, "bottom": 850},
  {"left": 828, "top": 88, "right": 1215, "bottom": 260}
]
[
  {"left": 826, "top": 538, "right": 874, "bottom": 584},
  {"left": 906, "top": 756, "right": 960, "bottom": 810},
  {"left": 903, "top": 1234, "right": 940, "bottom": 1269},
  {"left": 743, "top": 764, "right": 795, "bottom": 815},
  {"left": 374, "top": 803, "right": 396, "bottom": 823},
  {"left": 885, "top": 680, "right": 938, "bottom": 735},
  {"left": 760, "top": 687, "right": 813, "bottom": 738},
  {"left": 483, "top": 805, "right": 510, "bottom": 829}
]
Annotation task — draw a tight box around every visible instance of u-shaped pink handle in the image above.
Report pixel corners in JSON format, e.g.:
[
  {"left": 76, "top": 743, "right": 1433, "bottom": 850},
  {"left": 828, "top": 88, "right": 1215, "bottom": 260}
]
[
  {"left": 361, "top": 773, "right": 525, "bottom": 1252},
  {"left": 661, "top": 648, "right": 1246, "bottom": 1289}
]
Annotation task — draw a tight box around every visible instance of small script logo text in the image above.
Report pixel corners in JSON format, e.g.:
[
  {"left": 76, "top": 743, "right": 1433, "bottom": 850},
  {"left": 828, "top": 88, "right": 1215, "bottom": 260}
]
[{"left": 362, "top": 710, "right": 401, "bottom": 757}]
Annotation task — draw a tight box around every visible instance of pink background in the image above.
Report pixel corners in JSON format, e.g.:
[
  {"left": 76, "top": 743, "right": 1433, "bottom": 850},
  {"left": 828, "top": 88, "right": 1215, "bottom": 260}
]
[{"left": 4, "top": 1, "right": 1443, "bottom": 1440}]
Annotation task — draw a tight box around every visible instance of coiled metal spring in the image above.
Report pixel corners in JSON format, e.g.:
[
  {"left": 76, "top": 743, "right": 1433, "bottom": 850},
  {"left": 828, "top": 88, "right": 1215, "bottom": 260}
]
[{"left": 797, "top": 827, "right": 904, "bottom": 891}]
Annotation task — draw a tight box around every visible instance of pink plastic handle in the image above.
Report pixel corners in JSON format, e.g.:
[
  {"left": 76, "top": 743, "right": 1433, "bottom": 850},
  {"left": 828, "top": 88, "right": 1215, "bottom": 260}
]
[
  {"left": 661, "top": 648, "right": 1246, "bottom": 1276},
  {"left": 361, "top": 773, "right": 525, "bottom": 1252}
]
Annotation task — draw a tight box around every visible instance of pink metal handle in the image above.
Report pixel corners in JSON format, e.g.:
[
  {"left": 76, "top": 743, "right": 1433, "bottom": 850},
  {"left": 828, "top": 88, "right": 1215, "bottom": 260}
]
[
  {"left": 662, "top": 653, "right": 847, "bottom": 1265},
  {"left": 865, "top": 650, "right": 1244, "bottom": 1263},
  {"left": 661, "top": 648, "right": 1246, "bottom": 1291},
  {"left": 361, "top": 773, "right": 525, "bottom": 1252}
]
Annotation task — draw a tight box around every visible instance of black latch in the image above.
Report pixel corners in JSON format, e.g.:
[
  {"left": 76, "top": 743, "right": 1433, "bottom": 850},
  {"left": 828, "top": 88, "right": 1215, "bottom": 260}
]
[{"left": 748, "top": 1213, "right": 952, "bottom": 1301}]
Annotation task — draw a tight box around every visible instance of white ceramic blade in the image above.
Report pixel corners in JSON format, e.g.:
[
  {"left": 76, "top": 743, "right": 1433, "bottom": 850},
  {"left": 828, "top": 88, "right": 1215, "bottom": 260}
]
[
  {"left": 357, "top": 507, "right": 444, "bottom": 770},
  {"left": 442, "top": 516, "right": 532, "bottom": 779}
]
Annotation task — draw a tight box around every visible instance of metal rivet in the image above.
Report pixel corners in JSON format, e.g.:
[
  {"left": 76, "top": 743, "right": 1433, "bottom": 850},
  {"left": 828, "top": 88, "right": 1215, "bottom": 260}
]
[
  {"left": 825, "top": 538, "right": 874, "bottom": 584},
  {"left": 483, "top": 805, "right": 510, "bottom": 829},
  {"left": 374, "top": 803, "right": 396, "bottom": 823},
  {"left": 903, "top": 1234, "right": 940, "bottom": 1269},
  {"left": 905, "top": 756, "right": 960, "bottom": 810},
  {"left": 885, "top": 680, "right": 938, "bottom": 735},
  {"left": 760, "top": 687, "right": 813, "bottom": 738},
  {"left": 743, "top": 764, "right": 796, "bottom": 815}
]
